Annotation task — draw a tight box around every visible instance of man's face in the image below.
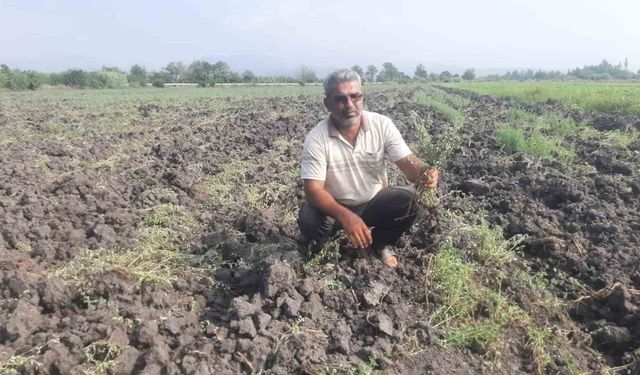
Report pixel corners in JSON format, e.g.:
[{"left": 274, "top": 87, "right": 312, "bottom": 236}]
[{"left": 324, "top": 80, "right": 364, "bottom": 129}]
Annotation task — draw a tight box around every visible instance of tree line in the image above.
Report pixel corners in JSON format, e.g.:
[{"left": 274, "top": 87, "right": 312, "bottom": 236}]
[
  {"left": 1, "top": 59, "right": 638, "bottom": 91},
  {"left": 0, "top": 60, "right": 477, "bottom": 91},
  {"left": 484, "top": 59, "right": 639, "bottom": 82}
]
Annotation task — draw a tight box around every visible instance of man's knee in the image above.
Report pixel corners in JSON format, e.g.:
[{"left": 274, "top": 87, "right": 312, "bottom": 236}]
[
  {"left": 361, "top": 187, "right": 421, "bottom": 226},
  {"left": 297, "top": 203, "right": 335, "bottom": 241},
  {"left": 380, "top": 187, "right": 420, "bottom": 215}
]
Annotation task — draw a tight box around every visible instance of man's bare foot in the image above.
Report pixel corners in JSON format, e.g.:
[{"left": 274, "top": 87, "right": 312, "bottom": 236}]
[{"left": 378, "top": 247, "right": 398, "bottom": 268}]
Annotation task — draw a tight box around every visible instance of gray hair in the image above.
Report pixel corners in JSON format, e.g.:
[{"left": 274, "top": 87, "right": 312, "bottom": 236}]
[{"left": 323, "top": 69, "right": 362, "bottom": 97}]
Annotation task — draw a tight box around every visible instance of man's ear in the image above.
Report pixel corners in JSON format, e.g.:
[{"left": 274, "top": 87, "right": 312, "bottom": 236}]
[{"left": 323, "top": 97, "right": 330, "bottom": 110}]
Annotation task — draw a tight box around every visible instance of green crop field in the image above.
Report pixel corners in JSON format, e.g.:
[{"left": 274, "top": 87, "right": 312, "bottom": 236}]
[{"left": 446, "top": 81, "right": 640, "bottom": 117}]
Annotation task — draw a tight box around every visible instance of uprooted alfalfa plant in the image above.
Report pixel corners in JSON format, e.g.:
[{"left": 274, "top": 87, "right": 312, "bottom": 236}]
[
  {"left": 423, "top": 205, "right": 599, "bottom": 372},
  {"left": 408, "top": 108, "right": 462, "bottom": 209},
  {"left": 54, "top": 203, "right": 224, "bottom": 290}
]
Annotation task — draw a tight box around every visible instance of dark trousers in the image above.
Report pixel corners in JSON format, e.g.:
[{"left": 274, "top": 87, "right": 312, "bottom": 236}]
[{"left": 298, "top": 187, "right": 421, "bottom": 251}]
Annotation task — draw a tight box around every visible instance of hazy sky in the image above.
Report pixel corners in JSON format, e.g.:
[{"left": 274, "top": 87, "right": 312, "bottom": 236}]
[{"left": 2, "top": 0, "right": 639, "bottom": 76}]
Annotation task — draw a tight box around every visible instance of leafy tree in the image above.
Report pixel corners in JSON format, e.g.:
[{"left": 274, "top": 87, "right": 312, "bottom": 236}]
[
  {"left": 461, "top": 69, "right": 475, "bottom": 81},
  {"left": 87, "top": 70, "right": 127, "bottom": 89},
  {"left": 241, "top": 70, "right": 256, "bottom": 83},
  {"left": 209, "top": 61, "right": 236, "bottom": 84},
  {"left": 295, "top": 66, "right": 317, "bottom": 85},
  {"left": 0, "top": 67, "right": 44, "bottom": 90},
  {"left": 351, "top": 65, "right": 365, "bottom": 82},
  {"left": 0, "top": 64, "right": 49, "bottom": 90},
  {"left": 163, "top": 61, "right": 186, "bottom": 83},
  {"left": 186, "top": 60, "right": 212, "bottom": 87},
  {"left": 569, "top": 59, "right": 635, "bottom": 80},
  {"left": 439, "top": 71, "right": 452, "bottom": 82},
  {"left": 365, "top": 65, "right": 378, "bottom": 82},
  {"left": 0, "top": 72, "right": 6, "bottom": 89},
  {"left": 128, "top": 65, "right": 147, "bottom": 87},
  {"left": 149, "top": 71, "right": 172, "bottom": 87},
  {"left": 102, "top": 66, "right": 125, "bottom": 74},
  {"left": 4, "top": 70, "right": 30, "bottom": 90},
  {"left": 103, "top": 70, "right": 127, "bottom": 88},
  {"left": 534, "top": 70, "right": 548, "bottom": 80},
  {"left": 61, "top": 69, "right": 89, "bottom": 88},
  {"left": 377, "top": 62, "right": 401, "bottom": 82},
  {"left": 229, "top": 71, "right": 241, "bottom": 83},
  {"left": 414, "top": 64, "right": 427, "bottom": 79},
  {"left": 0, "top": 64, "right": 8, "bottom": 88}
]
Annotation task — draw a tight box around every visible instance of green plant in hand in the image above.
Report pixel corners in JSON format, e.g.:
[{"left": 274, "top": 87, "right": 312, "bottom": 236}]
[{"left": 410, "top": 111, "right": 460, "bottom": 208}]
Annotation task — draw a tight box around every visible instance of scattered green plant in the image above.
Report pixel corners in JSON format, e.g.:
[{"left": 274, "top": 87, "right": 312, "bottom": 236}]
[
  {"left": 304, "top": 235, "right": 344, "bottom": 269},
  {"left": 84, "top": 340, "right": 121, "bottom": 374},
  {"left": 141, "top": 203, "right": 195, "bottom": 228},
  {"left": 496, "top": 127, "right": 526, "bottom": 153},
  {"left": 513, "top": 269, "right": 549, "bottom": 294},
  {"left": 15, "top": 240, "right": 32, "bottom": 253},
  {"left": 316, "top": 357, "right": 380, "bottom": 375},
  {"left": 321, "top": 275, "right": 348, "bottom": 290},
  {"left": 599, "top": 129, "right": 640, "bottom": 149},
  {"left": 55, "top": 204, "right": 220, "bottom": 288},
  {"left": 0, "top": 355, "right": 41, "bottom": 375},
  {"left": 111, "top": 316, "right": 136, "bottom": 329},
  {"left": 526, "top": 327, "right": 553, "bottom": 372},
  {"left": 201, "top": 160, "right": 249, "bottom": 206},
  {"left": 506, "top": 108, "right": 540, "bottom": 127},
  {"left": 349, "top": 357, "right": 379, "bottom": 375},
  {"left": 540, "top": 113, "right": 580, "bottom": 136},
  {"left": 470, "top": 220, "right": 524, "bottom": 265}
]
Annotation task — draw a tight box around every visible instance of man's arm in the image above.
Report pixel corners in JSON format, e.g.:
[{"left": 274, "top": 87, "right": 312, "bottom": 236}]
[
  {"left": 394, "top": 153, "right": 438, "bottom": 188},
  {"left": 303, "top": 179, "right": 372, "bottom": 249}
]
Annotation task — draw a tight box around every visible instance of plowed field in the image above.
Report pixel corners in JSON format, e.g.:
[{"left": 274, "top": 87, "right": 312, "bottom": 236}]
[{"left": 0, "top": 85, "right": 638, "bottom": 374}]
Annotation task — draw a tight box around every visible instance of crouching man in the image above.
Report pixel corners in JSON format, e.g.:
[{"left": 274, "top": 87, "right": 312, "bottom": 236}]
[{"left": 298, "top": 69, "right": 438, "bottom": 267}]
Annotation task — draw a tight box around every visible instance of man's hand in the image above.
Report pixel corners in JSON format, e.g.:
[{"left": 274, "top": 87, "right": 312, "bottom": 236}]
[
  {"left": 395, "top": 154, "right": 439, "bottom": 188},
  {"left": 419, "top": 167, "right": 439, "bottom": 189},
  {"left": 338, "top": 210, "right": 372, "bottom": 249},
  {"left": 304, "top": 179, "right": 372, "bottom": 249}
]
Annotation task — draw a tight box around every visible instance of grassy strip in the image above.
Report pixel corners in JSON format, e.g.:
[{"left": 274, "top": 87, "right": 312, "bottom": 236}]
[
  {"left": 496, "top": 109, "right": 578, "bottom": 161},
  {"left": 496, "top": 127, "right": 575, "bottom": 160},
  {"left": 506, "top": 109, "right": 580, "bottom": 137},
  {"left": 55, "top": 204, "right": 220, "bottom": 288},
  {"left": 448, "top": 81, "right": 640, "bottom": 117},
  {"left": 412, "top": 90, "right": 465, "bottom": 126},
  {"left": 425, "top": 211, "right": 588, "bottom": 372},
  {"left": 0, "top": 83, "right": 403, "bottom": 108}
]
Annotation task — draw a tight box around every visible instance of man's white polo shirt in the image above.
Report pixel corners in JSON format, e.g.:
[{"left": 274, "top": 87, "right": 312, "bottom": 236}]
[{"left": 301, "top": 111, "right": 412, "bottom": 206}]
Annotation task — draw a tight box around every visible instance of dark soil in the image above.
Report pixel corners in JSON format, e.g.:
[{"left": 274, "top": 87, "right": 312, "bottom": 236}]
[{"left": 0, "top": 86, "right": 638, "bottom": 374}]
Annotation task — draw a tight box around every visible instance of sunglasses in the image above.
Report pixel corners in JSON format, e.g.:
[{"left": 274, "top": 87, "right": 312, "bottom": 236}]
[{"left": 332, "top": 92, "right": 364, "bottom": 104}]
